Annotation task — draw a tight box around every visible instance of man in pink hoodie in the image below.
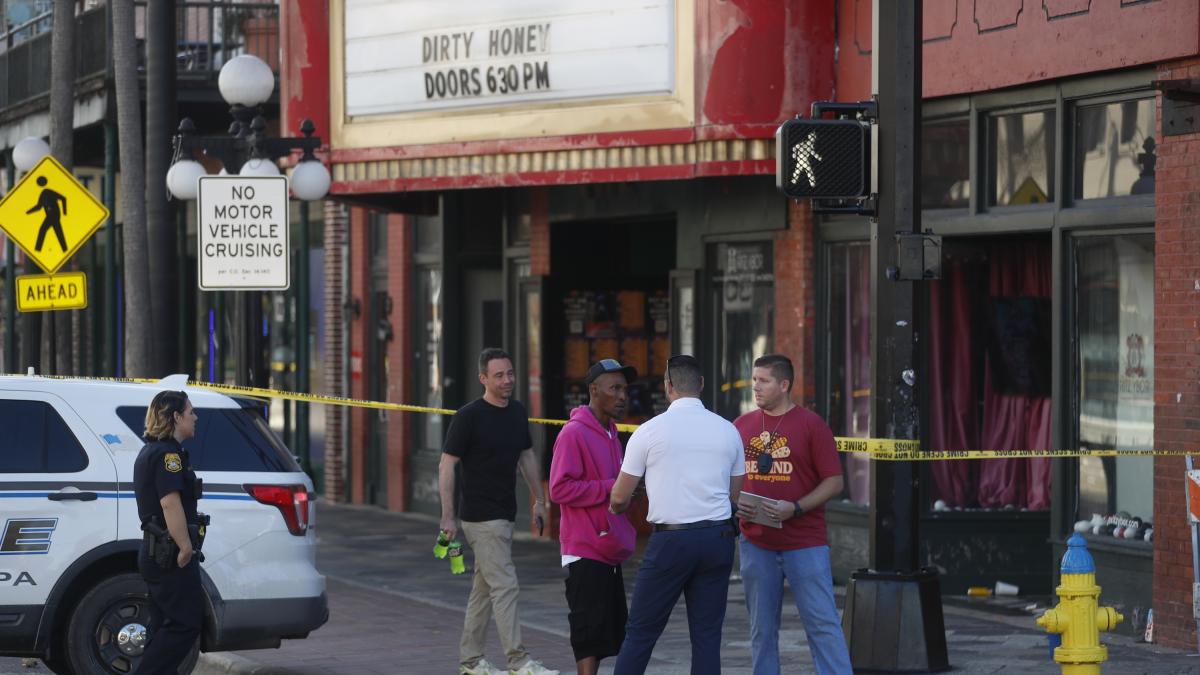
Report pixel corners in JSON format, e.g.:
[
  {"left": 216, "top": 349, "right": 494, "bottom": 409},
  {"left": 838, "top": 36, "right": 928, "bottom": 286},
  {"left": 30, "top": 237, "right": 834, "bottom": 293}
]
[{"left": 550, "top": 359, "right": 639, "bottom": 675}]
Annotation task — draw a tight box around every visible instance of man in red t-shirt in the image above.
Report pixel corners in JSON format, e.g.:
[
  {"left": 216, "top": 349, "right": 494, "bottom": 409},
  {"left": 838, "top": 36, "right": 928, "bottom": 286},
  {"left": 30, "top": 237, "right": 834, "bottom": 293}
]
[{"left": 734, "top": 354, "right": 852, "bottom": 675}]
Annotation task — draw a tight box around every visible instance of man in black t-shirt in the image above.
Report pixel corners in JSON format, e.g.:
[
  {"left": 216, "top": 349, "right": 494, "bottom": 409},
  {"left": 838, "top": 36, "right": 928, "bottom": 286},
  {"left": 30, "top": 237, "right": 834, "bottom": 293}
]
[{"left": 440, "top": 348, "right": 557, "bottom": 675}]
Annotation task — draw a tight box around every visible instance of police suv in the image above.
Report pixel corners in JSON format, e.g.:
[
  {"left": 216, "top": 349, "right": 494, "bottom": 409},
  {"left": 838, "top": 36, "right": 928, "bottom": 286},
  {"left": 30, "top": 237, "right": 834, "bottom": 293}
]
[{"left": 0, "top": 374, "right": 327, "bottom": 674}]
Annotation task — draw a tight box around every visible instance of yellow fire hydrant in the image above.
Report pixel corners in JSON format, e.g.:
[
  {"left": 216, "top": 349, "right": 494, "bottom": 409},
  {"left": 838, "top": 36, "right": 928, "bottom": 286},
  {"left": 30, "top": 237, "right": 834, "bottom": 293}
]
[{"left": 1036, "top": 533, "right": 1123, "bottom": 674}]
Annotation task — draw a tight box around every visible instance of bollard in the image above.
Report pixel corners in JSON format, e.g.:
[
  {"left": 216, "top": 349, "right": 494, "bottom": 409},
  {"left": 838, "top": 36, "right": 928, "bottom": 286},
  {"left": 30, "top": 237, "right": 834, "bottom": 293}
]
[{"left": 1036, "top": 533, "right": 1123, "bottom": 675}]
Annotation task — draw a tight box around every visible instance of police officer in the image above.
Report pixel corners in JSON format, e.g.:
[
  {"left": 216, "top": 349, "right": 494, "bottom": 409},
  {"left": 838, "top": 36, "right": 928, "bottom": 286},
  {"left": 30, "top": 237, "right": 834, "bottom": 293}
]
[{"left": 133, "top": 390, "right": 204, "bottom": 674}]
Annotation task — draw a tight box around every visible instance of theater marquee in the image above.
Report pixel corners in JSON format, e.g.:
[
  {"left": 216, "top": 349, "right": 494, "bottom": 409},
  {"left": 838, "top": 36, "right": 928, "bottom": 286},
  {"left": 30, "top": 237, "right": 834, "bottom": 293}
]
[{"left": 332, "top": 0, "right": 695, "bottom": 148}]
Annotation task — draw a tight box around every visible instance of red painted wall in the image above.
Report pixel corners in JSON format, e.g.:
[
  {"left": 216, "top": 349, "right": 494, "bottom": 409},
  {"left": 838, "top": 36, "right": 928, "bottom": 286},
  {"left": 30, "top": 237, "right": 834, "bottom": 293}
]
[
  {"left": 696, "top": 0, "right": 835, "bottom": 131},
  {"left": 280, "top": 0, "right": 331, "bottom": 143},
  {"left": 837, "top": 0, "right": 1200, "bottom": 100}
]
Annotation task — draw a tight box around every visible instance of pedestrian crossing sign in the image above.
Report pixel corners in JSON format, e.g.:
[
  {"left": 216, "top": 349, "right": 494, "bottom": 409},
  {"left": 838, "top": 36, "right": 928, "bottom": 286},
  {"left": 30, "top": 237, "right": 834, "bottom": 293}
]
[{"left": 0, "top": 155, "right": 109, "bottom": 274}]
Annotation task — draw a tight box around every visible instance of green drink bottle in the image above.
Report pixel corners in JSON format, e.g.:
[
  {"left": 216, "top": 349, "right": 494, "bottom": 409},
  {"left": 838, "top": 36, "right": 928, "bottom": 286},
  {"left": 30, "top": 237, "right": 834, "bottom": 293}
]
[
  {"left": 448, "top": 540, "right": 465, "bottom": 574},
  {"left": 433, "top": 530, "right": 450, "bottom": 559}
]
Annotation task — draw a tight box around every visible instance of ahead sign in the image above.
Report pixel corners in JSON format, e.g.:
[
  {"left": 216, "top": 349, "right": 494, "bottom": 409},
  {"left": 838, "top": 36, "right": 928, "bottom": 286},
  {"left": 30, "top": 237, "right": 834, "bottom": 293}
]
[{"left": 198, "top": 176, "right": 289, "bottom": 290}]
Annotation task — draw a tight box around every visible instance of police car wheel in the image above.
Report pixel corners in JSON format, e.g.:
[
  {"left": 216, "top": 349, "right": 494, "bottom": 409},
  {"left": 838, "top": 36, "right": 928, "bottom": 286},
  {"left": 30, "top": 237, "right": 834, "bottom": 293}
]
[{"left": 64, "top": 572, "right": 199, "bottom": 675}]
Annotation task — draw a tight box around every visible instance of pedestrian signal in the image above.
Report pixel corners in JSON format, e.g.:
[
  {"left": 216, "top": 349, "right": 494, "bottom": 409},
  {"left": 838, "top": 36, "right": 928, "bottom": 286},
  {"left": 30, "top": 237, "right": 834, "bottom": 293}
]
[
  {"left": 775, "top": 118, "right": 871, "bottom": 200},
  {"left": 0, "top": 156, "right": 109, "bottom": 274}
]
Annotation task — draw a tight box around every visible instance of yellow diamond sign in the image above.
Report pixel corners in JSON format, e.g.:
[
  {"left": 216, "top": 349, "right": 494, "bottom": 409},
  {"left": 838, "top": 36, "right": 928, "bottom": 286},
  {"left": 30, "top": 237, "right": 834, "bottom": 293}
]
[
  {"left": 16, "top": 271, "right": 87, "bottom": 312},
  {"left": 0, "top": 155, "right": 109, "bottom": 274}
]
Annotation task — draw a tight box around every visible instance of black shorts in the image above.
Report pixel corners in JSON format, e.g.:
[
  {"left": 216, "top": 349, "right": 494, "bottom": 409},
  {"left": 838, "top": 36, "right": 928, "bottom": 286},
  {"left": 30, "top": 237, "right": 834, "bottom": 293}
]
[{"left": 564, "top": 557, "right": 627, "bottom": 662}]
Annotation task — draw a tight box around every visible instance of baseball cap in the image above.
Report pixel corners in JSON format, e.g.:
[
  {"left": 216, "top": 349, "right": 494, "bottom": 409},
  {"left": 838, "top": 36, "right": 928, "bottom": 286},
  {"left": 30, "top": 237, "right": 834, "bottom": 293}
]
[{"left": 585, "top": 358, "right": 637, "bottom": 385}]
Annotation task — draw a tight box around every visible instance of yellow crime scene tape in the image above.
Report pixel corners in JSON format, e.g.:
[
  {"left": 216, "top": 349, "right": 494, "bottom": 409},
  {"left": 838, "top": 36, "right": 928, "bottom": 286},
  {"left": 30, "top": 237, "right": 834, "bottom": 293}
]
[{"left": 32, "top": 374, "right": 1199, "bottom": 460}]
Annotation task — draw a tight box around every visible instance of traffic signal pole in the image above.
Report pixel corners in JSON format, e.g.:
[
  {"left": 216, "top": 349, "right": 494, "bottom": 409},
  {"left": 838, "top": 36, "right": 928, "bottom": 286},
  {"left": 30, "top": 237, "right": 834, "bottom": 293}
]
[{"left": 840, "top": 1, "right": 950, "bottom": 670}]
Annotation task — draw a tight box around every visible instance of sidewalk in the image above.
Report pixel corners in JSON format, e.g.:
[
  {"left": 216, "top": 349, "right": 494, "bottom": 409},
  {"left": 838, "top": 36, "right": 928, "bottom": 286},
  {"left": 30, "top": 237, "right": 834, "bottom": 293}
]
[
  {"left": 4, "top": 501, "right": 1192, "bottom": 674},
  {"left": 199, "top": 501, "right": 1197, "bottom": 674}
]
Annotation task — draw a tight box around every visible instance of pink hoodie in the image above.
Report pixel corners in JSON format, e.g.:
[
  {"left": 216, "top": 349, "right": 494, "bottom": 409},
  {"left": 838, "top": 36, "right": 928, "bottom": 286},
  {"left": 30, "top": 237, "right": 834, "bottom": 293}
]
[{"left": 549, "top": 406, "right": 636, "bottom": 566}]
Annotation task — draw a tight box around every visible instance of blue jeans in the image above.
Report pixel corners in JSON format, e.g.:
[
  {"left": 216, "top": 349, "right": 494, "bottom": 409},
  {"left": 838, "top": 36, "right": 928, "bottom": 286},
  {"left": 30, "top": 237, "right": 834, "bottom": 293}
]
[
  {"left": 739, "top": 537, "right": 852, "bottom": 675},
  {"left": 614, "top": 525, "right": 736, "bottom": 675}
]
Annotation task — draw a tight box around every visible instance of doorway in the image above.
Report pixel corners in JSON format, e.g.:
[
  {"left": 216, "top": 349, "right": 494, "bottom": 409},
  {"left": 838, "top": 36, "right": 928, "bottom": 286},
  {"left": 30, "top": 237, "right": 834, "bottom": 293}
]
[{"left": 365, "top": 216, "right": 391, "bottom": 508}]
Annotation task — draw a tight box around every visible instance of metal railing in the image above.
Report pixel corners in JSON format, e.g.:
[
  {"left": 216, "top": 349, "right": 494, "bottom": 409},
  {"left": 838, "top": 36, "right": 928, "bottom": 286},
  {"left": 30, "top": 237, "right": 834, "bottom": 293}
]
[
  {"left": 137, "top": 1, "right": 280, "bottom": 78},
  {"left": 0, "top": 1, "right": 278, "bottom": 114}
]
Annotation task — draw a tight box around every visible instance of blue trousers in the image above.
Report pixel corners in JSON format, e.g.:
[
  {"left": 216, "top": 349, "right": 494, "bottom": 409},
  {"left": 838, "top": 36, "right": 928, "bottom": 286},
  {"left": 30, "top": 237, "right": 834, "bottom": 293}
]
[
  {"left": 613, "top": 524, "right": 736, "bottom": 675},
  {"left": 739, "top": 538, "right": 852, "bottom": 675}
]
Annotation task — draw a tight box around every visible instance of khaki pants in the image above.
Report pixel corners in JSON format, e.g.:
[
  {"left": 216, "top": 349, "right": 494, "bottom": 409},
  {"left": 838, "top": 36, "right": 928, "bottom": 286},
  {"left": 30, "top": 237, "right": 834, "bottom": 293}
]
[{"left": 460, "top": 519, "right": 528, "bottom": 670}]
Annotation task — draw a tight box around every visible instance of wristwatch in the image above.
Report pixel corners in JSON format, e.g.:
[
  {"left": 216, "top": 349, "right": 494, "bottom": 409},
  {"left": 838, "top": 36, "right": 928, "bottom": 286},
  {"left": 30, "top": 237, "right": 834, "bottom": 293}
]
[{"left": 792, "top": 501, "right": 805, "bottom": 518}]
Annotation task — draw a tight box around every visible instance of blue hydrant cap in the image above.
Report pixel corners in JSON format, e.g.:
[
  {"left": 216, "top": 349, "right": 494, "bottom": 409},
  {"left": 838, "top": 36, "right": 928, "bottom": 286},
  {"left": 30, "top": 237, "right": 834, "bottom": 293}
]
[{"left": 1061, "top": 533, "right": 1095, "bottom": 574}]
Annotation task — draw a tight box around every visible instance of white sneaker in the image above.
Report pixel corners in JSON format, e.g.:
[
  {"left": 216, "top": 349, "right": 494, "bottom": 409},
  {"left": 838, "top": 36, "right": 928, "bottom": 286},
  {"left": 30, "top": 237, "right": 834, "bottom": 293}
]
[
  {"left": 509, "top": 659, "right": 559, "bottom": 675},
  {"left": 461, "top": 658, "right": 504, "bottom": 675}
]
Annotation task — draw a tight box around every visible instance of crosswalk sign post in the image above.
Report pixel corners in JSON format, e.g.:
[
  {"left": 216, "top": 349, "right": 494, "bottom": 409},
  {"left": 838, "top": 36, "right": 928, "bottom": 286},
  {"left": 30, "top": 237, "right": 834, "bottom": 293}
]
[{"left": 0, "top": 155, "right": 107, "bottom": 312}]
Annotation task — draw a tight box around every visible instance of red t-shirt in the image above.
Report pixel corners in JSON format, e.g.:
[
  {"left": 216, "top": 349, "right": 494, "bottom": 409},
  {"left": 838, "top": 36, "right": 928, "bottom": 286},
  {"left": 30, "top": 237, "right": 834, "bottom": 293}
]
[{"left": 735, "top": 406, "right": 843, "bottom": 551}]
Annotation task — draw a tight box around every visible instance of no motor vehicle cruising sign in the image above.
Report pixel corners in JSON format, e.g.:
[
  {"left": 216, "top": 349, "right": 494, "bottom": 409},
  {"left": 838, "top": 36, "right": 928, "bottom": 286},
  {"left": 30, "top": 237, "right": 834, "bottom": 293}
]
[{"left": 198, "top": 176, "right": 289, "bottom": 291}]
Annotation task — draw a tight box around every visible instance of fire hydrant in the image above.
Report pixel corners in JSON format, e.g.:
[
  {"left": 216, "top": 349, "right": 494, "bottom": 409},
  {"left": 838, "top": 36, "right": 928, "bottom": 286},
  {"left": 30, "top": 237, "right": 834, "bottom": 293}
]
[{"left": 1036, "top": 533, "right": 1123, "bottom": 674}]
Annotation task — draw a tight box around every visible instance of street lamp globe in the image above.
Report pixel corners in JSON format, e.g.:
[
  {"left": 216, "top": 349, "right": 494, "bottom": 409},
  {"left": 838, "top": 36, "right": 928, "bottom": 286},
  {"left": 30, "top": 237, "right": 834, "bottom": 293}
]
[
  {"left": 166, "top": 159, "right": 208, "bottom": 200},
  {"left": 13, "top": 136, "right": 51, "bottom": 172},
  {"left": 290, "top": 160, "right": 331, "bottom": 201},
  {"left": 240, "top": 158, "right": 281, "bottom": 177},
  {"left": 218, "top": 54, "right": 276, "bottom": 108}
]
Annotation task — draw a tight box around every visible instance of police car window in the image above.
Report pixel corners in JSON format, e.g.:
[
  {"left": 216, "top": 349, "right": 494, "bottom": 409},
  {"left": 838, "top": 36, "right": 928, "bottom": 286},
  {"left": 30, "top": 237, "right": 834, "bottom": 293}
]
[
  {"left": 0, "top": 400, "right": 88, "bottom": 473},
  {"left": 116, "top": 405, "right": 300, "bottom": 472}
]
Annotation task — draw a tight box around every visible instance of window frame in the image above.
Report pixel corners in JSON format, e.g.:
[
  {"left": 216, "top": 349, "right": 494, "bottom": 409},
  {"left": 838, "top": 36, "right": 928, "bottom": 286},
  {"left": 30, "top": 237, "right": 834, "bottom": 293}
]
[
  {"left": 1067, "top": 93, "right": 1157, "bottom": 208},
  {"left": 1066, "top": 227, "right": 1155, "bottom": 548}
]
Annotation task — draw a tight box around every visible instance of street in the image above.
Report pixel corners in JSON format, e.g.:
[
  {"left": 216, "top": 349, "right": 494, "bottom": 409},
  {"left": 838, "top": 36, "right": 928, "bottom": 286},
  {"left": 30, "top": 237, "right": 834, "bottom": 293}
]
[{"left": 6, "top": 501, "right": 1195, "bottom": 675}]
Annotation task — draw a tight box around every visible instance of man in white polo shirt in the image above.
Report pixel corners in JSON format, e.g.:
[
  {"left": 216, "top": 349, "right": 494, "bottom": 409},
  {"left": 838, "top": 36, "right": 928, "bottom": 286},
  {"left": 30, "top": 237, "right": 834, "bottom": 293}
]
[{"left": 608, "top": 354, "right": 746, "bottom": 675}]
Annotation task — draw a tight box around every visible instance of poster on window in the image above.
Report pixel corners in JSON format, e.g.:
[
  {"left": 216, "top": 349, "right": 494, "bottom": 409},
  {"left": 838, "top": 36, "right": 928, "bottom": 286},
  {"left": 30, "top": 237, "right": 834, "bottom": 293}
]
[{"left": 1116, "top": 237, "right": 1153, "bottom": 450}]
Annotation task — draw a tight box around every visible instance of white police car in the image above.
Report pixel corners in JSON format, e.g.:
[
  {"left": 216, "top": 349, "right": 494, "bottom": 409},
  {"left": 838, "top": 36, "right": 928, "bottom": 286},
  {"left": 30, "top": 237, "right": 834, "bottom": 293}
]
[{"left": 0, "top": 374, "right": 327, "bottom": 674}]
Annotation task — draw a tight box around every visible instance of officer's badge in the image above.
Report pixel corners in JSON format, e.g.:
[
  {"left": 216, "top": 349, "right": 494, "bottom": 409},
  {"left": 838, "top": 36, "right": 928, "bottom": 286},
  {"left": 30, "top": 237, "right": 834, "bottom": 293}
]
[{"left": 164, "top": 453, "right": 183, "bottom": 473}]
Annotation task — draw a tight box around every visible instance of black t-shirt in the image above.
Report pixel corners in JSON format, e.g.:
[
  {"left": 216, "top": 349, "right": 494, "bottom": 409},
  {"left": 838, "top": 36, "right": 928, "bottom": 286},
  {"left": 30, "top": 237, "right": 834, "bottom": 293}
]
[
  {"left": 443, "top": 398, "right": 533, "bottom": 522},
  {"left": 133, "top": 439, "right": 199, "bottom": 527}
]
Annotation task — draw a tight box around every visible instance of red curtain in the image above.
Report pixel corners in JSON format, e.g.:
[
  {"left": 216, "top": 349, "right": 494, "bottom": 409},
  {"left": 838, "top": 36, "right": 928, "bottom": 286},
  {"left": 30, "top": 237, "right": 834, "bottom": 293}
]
[{"left": 929, "top": 241, "right": 1052, "bottom": 510}]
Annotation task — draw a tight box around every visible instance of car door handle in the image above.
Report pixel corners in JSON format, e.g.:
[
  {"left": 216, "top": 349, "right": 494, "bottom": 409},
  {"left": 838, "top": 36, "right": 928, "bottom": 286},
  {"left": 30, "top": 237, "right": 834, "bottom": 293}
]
[{"left": 47, "top": 491, "right": 98, "bottom": 502}]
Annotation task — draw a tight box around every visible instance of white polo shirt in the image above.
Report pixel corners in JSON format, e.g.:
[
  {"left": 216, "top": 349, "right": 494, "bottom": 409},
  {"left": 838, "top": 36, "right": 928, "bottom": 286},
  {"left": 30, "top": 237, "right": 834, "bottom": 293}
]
[{"left": 620, "top": 397, "right": 746, "bottom": 525}]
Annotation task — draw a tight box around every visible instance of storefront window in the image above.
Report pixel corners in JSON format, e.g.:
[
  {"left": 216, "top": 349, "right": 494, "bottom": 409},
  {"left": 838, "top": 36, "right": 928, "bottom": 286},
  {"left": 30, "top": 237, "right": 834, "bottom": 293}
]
[
  {"left": 1075, "top": 234, "right": 1154, "bottom": 531},
  {"left": 828, "top": 243, "right": 871, "bottom": 506},
  {"left": 922, "top": 119, "right": 970, "bottom": 209},
  {"left": 989, "top": 110, "right": 1055, "bottom": 206},
  {"left": 710, "top": 242, "right": 773, "bottom": 420},
  {"left": 1075, "top": 99, "right": 1156, "bottom": 200}
]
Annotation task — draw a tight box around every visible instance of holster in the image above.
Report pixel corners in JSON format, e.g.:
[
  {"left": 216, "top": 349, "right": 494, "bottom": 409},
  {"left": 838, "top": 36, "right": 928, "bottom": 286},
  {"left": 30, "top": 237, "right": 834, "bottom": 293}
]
[{"left": 141, "top": 517, "right": 177, "bottom": 569}]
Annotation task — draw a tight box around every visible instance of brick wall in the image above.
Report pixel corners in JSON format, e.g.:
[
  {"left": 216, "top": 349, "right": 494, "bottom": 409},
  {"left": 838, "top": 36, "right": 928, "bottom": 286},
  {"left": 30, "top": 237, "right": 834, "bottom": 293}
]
[
  {"left": 530, "top": 187, "right": 550, "bottom": 276},
  {"left": 386, "top": 213, "right": 412, "bottom": 512},
  {"left": 1151, "top": 56, "right": 1200, "bottom": 651},
  {"left": 322, "top": 200, "right": 349, "bottom": 501},
  {"left": 775, "top": 199, "right": 818, "bottom": 408},
  {"left": 348, "top": 206, "right": 370, "bottom": 505}
]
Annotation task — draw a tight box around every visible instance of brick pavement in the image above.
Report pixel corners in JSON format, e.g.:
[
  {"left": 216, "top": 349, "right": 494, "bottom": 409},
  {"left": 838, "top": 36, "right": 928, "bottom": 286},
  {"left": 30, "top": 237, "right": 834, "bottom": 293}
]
[{"left": 3, "top": 501, "right": 1197, "bottom": 674}]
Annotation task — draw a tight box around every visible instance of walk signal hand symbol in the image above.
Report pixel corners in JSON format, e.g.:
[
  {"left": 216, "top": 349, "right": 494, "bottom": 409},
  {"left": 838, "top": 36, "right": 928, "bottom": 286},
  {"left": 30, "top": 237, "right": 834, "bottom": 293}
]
[{"left": 0, "top": 155, "right": 108, "bottom": 274}]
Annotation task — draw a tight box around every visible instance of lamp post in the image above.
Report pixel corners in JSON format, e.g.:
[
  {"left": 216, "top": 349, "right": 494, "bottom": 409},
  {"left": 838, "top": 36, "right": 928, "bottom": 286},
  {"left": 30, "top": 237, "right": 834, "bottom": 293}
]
[{"left": 167, "top": 54, "right": 329, "bottom": 467}]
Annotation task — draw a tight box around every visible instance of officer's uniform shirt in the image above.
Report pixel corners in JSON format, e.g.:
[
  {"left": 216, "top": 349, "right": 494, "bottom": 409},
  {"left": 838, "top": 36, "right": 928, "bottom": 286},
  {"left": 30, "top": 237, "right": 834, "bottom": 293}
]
[
  {"left": 133, "top": 438, "right": 198, "bottom": 527},
  {"left": 620, "top": 397, "right": 746, "bottom": 524}
]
